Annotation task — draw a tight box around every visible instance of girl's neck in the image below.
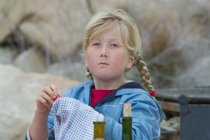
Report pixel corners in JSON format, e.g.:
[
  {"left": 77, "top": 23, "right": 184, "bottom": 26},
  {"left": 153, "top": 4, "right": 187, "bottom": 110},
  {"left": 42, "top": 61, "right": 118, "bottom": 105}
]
[{"left": 93, "top": 78, "right": 125, "bottom": 90}]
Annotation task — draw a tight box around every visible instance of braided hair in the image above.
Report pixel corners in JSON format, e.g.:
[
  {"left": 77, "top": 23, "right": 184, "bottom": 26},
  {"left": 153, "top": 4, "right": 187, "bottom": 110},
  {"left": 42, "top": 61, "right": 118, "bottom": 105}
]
[{"left": 135, "top": 56, "right": 156, "bottom": 96}]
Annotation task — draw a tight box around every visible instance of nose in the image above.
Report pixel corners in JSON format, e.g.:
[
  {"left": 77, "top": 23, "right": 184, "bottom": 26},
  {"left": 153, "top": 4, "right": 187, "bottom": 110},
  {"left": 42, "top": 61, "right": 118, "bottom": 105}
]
[{"left": 100, "top": 45, "right": 108, "bottom": 57}]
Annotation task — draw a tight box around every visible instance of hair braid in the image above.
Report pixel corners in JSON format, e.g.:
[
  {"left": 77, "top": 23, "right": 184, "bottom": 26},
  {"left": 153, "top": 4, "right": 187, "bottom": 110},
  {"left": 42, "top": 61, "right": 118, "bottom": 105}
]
[{"left": 135, "top": 56, "right": 156, "bottom": 97}]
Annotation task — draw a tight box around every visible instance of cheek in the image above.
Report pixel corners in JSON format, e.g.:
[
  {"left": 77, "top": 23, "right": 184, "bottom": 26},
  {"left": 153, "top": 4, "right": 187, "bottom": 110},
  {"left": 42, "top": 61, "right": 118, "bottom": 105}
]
[
  {"left": 85, "top": 52, "right": 97, "bottom": 66},
  {"left": 113, "top": 52, "right": 129, "bottom": 64}
]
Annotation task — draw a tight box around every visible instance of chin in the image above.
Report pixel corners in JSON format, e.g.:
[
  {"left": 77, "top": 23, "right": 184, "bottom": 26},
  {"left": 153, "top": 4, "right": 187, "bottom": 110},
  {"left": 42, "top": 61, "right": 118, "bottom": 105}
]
[
  {"left": 93, "top": 74, "right": 113, "bottom": 80},
  {"left": 94, "top": 74, "right": 121, "bottom": 82}
]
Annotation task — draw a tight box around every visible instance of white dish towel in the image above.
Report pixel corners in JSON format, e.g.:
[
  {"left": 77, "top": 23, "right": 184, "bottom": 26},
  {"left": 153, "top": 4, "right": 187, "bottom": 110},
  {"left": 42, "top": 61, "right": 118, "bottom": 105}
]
[{"left": 52, "top": 97, "right": 104, "bottom": 140}]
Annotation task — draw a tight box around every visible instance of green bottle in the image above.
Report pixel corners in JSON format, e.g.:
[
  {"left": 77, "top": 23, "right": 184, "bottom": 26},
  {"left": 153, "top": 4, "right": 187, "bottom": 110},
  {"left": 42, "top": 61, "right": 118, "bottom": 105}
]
[
  {"left": 122, "top": 103, "right": 132, "bottom": 140},
  {"left": 93, "top": 121, "right": 105, "bottom": 140}
]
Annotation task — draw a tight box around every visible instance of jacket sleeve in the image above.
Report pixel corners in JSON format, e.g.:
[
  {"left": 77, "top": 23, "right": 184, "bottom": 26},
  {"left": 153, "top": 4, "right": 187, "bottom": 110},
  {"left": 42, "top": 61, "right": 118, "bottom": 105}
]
[
  {"left": 47, "top": 109, "right": 55, "bottom": 139},
  {"left": 104, "top": 95, "right": 164, "bottom": 140}
]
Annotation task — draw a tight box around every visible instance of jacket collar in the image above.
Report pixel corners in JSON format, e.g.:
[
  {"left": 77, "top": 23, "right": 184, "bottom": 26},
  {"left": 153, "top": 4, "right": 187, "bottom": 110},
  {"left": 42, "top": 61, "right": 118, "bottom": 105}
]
[{"left": 87, "top": 81, "right": 145, "bottom": 107}]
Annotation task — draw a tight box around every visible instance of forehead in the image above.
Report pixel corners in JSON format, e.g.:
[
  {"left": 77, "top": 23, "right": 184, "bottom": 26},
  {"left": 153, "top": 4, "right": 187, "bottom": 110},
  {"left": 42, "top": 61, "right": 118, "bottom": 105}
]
[{"left": 90, "top": 22, "right": 124, "bottom": 42}]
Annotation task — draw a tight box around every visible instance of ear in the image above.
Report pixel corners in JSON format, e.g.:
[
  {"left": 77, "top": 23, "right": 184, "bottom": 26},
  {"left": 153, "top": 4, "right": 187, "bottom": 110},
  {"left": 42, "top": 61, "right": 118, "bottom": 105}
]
[{"left": 126, "top": 56, "right": 135, "bottom": 69}]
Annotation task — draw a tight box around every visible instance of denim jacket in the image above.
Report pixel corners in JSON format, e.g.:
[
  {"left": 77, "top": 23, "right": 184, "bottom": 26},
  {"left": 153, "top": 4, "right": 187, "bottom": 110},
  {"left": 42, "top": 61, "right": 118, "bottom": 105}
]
[{"left": 27, "top": 81, "right": 164, "bottom": 140}]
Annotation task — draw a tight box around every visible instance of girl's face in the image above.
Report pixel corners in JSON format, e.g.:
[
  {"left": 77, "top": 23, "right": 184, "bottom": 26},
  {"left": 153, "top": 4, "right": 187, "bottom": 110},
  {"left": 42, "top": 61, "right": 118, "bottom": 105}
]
[{"left": 85, "top": 25, "right": 134, "bottom": 82}]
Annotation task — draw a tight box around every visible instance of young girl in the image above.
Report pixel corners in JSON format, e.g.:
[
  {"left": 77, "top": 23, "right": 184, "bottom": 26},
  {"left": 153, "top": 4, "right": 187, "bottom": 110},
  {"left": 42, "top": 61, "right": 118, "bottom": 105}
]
[{"left": 27, "top": 9, "right": 164, "bottom": 140}]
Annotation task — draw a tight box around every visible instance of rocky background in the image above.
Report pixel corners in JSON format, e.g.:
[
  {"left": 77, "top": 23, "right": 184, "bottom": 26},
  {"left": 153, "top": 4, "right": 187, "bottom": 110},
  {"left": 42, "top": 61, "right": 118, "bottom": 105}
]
[{"left": 0, "top": 0, "right": 210, "bottom": 139}]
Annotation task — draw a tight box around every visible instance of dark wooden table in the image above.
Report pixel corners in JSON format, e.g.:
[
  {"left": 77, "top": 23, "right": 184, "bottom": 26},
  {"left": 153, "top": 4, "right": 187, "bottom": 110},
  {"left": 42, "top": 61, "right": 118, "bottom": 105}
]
[
  {"left": 156, "top": 87, "right": 210, "bottom": 112},
  {"left": 156, "top": 87, "right": 210, "bottom": 140}
]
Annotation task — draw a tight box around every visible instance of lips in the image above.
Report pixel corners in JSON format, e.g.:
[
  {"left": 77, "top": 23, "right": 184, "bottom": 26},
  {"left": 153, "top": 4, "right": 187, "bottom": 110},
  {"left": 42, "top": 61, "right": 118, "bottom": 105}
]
[{"left": 98, "top": 62, "right": 109, "bottom": 65}]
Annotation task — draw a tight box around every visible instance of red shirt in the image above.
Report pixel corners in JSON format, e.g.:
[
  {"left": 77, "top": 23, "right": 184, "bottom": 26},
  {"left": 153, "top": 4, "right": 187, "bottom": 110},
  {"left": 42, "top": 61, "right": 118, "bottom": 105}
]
[{"left": 90, "top": 89, "right": 114, "bottom": 107}]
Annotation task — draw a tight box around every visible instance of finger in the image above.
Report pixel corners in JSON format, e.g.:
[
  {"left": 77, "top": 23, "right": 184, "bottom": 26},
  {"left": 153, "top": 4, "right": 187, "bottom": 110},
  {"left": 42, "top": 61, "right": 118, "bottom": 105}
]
[
  {"left": 54, "top": 88, "right": 62, "bottom": 96},
  {"left": 37, "top": 96, "right": 50, "bottom": 106},
  {"left": 49, "top": 84, "right": 57, "bottom": 92},
  {"left": 50, "top": 84, "right": 62, "bottom": 97},
  {"left": 43, "top": 86, "right": 55, "bottom": 99},
  {"left": 37, "top": 96, "right": 53, "bottom": 113},
  {"left": 40, "top": 92, "right": 53, "bottom": 104}
]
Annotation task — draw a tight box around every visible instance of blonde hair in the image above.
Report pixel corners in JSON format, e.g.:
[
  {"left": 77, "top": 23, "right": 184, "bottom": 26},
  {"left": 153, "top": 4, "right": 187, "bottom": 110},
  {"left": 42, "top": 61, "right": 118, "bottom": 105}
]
[{"left": 83, "top": 9, "right": 155, "bottom": 95}]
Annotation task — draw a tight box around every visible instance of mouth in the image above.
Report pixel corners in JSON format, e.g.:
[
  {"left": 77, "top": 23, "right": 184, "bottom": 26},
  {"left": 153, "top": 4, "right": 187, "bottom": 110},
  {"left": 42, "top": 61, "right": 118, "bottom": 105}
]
[{"left": 98, "top": 62, "right": 109, "bottom": 65}]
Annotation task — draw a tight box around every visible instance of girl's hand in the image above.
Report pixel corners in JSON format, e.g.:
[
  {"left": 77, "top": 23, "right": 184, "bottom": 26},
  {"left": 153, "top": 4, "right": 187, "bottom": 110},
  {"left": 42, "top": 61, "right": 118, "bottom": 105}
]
[{"left": 36, "top": 84, "right": 61, "bottom": 114}]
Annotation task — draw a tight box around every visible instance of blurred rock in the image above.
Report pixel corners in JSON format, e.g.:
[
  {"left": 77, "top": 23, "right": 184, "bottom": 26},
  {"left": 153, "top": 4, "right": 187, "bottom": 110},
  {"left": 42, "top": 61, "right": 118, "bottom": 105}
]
[
  {"left": 89, "top": 0, "right": 129, "bottom": 14},
  {"left": 14, "top": 47, "right": 47, "bottom": 73},
  {"left": 126, "top": 0, "right": 210, "bottom": 88},
  {"left": 47, "top": 60, "right": 87, "bottom": 82},
  {"left": 0, "top": 46, "right": 18, "bottom": 64},
  {"left": 0, "top": 12, "right": 13, "bottom": 43},
  {"left": 0, "top": 64, "right": 78, "bottom": 140},
  {"left": 173, "top": 55, "right": 210, "bottom": 88},
  {"left": 0, "top": 0, "right": 37, "bottom": 43},
  {"left": 128, "top": 0, "right": 179, "bottom": 56},
  {"left": 19, "top": 0, "right": 91, "bottom": 60}
]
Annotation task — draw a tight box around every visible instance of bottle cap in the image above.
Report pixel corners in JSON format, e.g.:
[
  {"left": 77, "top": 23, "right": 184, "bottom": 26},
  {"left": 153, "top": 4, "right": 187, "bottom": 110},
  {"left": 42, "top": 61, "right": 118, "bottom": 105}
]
[
  {"left": 123, "top": 103, "right": 132, "bottom": 117},
  {"left": 93, "top": 121, "right": 105, "bottom": 138}
]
